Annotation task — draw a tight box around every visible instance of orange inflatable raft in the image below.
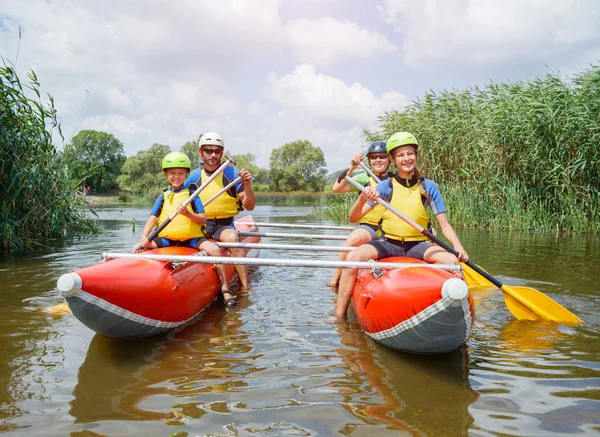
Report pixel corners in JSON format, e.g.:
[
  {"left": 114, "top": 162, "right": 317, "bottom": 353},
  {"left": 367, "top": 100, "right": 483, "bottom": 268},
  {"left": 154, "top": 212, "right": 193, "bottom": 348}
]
[
  {"left": 352, "top": 257, "right": 474, "bottom": 354},
  {"left": 56, "top": 216, "right": 260, "bottom": 338}
]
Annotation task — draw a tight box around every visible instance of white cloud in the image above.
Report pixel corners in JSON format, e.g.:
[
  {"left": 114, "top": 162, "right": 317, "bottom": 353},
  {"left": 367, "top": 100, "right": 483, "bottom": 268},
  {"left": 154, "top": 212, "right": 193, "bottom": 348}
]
[
  {"left": 0, "top": 0, "right": 284, "bottom": 155},
  {"left": 244, "top": 64, "right": 406, "bottom": 169},
  {"left": 379, "top": 0, "right": 600, "bottom": 66},
  {"left": 264, "top": 64, "right": 406, "bottom": 124},
  {"left": 285, "top": 17, "right": 397, "bottom": 66}
]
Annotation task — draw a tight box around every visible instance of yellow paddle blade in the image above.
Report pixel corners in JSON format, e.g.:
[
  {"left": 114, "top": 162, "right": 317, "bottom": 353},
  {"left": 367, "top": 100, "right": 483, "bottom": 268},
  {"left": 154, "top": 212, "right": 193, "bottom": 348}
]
[
  {"left": 461, "top": 263, "right": 493, "bottom": 287},
  {"left": 44, "top": 302, "right": 72, "bottom": 316},
  {"left": 501, "top": 285, "right": 582, "bottom": 325}
]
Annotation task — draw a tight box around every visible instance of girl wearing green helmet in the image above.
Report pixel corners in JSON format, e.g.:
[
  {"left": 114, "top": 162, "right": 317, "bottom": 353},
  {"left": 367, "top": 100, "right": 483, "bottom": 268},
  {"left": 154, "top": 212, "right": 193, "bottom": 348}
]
[
  {"left": 334, "top": 132, "right": 469, "bottom": 319},
  {"left": 133, "top": 152, "right": 235, "bottom": 307},
  {"left": 328, "top": 141, "right": 394, "bottom": 288}
]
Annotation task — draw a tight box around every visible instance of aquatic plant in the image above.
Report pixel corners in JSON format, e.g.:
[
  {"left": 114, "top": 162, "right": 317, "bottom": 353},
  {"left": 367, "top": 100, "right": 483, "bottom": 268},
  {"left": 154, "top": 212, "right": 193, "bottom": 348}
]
[
  {"left": 0, "top": 63, "right": 98, "bottom": 249},
  {"left": 363, "top": 64, "right": 600, "bottom": 234}
]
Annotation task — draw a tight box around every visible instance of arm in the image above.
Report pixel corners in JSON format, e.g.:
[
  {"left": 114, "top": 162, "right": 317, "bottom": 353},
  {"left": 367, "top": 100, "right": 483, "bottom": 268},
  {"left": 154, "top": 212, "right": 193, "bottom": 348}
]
[
  {"left": 332, "top": 154, "right": 363, "bottom": 193},
  {"left": 176, "top": 196, "right": 207, "bottom": 225},
  {"left": 133, "top": 215, "right": 158, "bottom": 251},
  {"left": 176, "top": 204, "right": 207, "bottom": 225},
  {"left": 238, "top": 169, "right": 255, "bottom": 211},
  {"left": 434, "top": 213, "right": 469, "bottom": 261},
  {"left": 348, "top": 186, "right": 377, "bottom": 223}
]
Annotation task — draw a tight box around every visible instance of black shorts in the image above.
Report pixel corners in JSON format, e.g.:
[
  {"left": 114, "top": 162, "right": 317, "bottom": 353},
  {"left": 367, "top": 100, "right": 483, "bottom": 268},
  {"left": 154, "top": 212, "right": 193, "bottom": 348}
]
[
  {"left": 366, "top": 238, "right": 435, "bottom": 260},
  {"left": 154, "top": 237, "right": 209, "bottom": 250},
  {"left": 205, "top": 217, "right": 236, "bottom": 240}
]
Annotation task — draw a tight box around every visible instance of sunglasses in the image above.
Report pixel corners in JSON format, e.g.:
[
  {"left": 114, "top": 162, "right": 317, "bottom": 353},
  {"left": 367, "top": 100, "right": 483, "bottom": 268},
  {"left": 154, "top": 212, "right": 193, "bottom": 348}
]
[
  {"left": 202, "top": 147, "right": 223, "bottom": 155},
  {"left": 369, "top": 153, "right": 388, "bottom": 160}
]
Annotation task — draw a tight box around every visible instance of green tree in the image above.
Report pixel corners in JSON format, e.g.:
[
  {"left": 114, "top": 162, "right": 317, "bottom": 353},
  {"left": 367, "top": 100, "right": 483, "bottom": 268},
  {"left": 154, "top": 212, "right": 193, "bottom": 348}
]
[
  {"left": 0, "top": 65, "right": 97, "bottom": 249},
  {"left": 181, "top": 138, "right": 201, "bottom": 168},
  {"left": 117, "top": 143, "right": 171, "bottom": 198},
  {"left": 230, "top": 152, "right": 270, "bottom": 190},
  {"left": 269, "top": 140, "right": 327, "bottom": 192},
  {"left": 62, "top": 130, "right": 126, "bottom": 192}
]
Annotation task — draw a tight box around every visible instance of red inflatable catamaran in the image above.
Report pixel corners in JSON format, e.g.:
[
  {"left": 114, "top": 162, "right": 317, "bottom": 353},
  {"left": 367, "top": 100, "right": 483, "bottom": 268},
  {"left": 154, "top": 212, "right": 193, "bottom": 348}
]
[
  {"left": 352, "top": 257, "right": 474, "bottom": 354},
  {"left": 57, "top": 216, "right": 260, "bottom": 338}
]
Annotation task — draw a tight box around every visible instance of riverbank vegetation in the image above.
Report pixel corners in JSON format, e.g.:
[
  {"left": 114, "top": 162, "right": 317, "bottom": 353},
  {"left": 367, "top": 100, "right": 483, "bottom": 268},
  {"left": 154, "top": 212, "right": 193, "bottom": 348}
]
[
  {"left": 357, "top": 64, "right": 599, "bottom": 234},
  {"left": 3, "top": 63, "right": 599, "bottom": 250},
  {"left": 0, "top": 64, "right": 98, "bottom": 249}
]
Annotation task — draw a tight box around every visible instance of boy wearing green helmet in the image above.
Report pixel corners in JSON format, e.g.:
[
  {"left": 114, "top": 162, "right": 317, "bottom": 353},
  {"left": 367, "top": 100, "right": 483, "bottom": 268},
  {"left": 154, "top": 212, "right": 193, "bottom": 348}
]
[
  {"left": 133, "top": 152, "right": 234, "bottom": 306},
  {"left": 335, "top": 132, "right": 469, "bottom": 319}
]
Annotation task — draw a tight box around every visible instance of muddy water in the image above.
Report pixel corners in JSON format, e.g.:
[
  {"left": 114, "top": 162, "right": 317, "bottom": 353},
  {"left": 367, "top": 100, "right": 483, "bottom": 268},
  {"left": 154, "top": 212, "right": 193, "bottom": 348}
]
[{"left": 0, "top": 204, "right": 598, "bottom": 436}]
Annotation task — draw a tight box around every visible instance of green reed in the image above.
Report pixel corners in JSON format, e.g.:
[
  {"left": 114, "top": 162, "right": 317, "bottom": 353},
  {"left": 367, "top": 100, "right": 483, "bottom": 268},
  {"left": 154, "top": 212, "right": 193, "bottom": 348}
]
[
  {"left": 0, "top": 64, "right": 98, "bottom": 249},
  {"left": 364, "top": 64, "right": 600, "bottom": 234}
]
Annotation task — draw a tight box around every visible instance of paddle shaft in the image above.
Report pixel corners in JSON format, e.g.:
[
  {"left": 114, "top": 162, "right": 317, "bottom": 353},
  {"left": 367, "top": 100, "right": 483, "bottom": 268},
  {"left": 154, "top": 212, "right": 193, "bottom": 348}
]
[
  {"left": 358, "top": 160, "right": 382, "bottom": 183},
  {"left": 203, "top": 176, "right": 241, "bottom": 207},
  {"left": 102, "top": 252, "right": 461, "bottom": 271},
  {"left": 238, "top": 231, "right": 348, "bottom": 240},
  {"left": 252, "top": 222, "right": 355, "bottom": 231},
  {"left": 346, "top": 175, "right": 515, "bottom": 290},
  {"left": 215, "top": 242, "right": 355, "bottom": 252},
  {"left": 138, "top": 156, "right": 236, "bottom": 250}
]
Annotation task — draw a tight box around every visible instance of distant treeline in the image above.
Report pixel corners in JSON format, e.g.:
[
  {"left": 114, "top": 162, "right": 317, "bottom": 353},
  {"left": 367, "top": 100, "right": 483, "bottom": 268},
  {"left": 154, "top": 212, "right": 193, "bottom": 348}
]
[{"left": 362, "top": 63, "right": 600, "bottom": 234}]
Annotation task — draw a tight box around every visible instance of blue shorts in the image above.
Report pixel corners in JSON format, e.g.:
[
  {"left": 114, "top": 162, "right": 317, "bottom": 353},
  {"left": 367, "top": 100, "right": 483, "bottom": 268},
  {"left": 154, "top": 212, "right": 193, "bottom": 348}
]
[
  {"left": 154, "top": 237, "right": 208, "bottom": 250},
  {"left": 366, "top": 238, "right": 435, "bottom": 260},
  {"left": 205, "top": 217, "right": 236, "bottom": 240}
]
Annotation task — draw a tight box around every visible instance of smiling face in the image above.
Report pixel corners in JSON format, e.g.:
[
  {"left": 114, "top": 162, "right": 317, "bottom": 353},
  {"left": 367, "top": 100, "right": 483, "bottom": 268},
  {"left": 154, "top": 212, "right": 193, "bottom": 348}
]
[
  {"left": 200, "top": 145, "right": 224, "bottom": 170},
  {"left": 390, "top": 145, "right": 418, "bottom": 178},
  {"left": 163, "top": 168, "right": 189, "bottom": 189},
  {"left": 368, "top": 152, "right": 390, "bottom": 175}
]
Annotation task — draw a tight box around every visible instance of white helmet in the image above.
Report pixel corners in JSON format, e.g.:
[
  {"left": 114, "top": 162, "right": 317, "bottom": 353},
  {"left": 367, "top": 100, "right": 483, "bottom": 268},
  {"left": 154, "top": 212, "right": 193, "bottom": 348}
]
[{"left": 199, "top": 132, "right": 224, "bottom": 148}]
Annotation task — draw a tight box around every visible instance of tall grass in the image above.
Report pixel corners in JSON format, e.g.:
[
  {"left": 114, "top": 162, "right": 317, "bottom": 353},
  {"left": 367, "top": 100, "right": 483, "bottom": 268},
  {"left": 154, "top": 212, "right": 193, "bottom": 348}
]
[
  {"left": 364, "top": 64, "right": 600, "bottom": 234},
  {"left": 0, "top": 64, "right": 98, "bottom": 249}
]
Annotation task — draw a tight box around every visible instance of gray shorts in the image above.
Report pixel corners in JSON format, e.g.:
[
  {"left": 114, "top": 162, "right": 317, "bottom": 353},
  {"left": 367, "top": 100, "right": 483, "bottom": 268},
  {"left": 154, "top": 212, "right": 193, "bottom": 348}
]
[
  {"left": 366, "top": 238, "right": 435, "bottom": 260},
  {"left": 356, "top": 223, "right": 380, "bottom": 239}
]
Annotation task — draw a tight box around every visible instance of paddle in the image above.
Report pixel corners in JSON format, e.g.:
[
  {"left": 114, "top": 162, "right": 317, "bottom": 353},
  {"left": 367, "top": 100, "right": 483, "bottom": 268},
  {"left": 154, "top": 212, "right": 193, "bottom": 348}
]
[
  {"left": 356, "top": 160, "right": 493, "bottom": 288},
  {"left": 134, "top": 155, "right": 236, "bottom": 251},
  {"left": 203, "top": 176, "right": 241, "bottom": 207},
  {"left": 345, "top": 175, "right": 582, "bottom": 324}
]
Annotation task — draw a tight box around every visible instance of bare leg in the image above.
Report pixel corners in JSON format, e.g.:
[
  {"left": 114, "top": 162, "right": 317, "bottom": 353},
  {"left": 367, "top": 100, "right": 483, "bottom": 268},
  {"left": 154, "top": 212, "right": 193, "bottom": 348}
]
[
  {"left": 335, "top": 244, "right": 379, "bottom": 319},
  {"left": 200, "top": 240, "right": 236, "bottom": 306},
  {"left": 199, "top": 241, "right": 228, "bottom": 289},
  {"left": 329, "top": 228, "right": 374, "bottom": 288},
  {"left": 423, "top": 246, "right": 462, "bottom": 278},
  {"left": 220, "top": 228, "right": 248, "bottom": 289}
]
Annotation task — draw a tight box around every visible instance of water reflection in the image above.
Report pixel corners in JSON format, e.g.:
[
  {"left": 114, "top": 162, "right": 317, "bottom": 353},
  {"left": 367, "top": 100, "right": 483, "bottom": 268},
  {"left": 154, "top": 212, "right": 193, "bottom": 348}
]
[
  {"left": 336, "top": 321, "right": 478, "bottom": 436},
  {"left": 1, "top": 205, "right": 599, "bottom": 436},
  {"left": 69, "top": 306, "right": 245, "bottom": 425}
]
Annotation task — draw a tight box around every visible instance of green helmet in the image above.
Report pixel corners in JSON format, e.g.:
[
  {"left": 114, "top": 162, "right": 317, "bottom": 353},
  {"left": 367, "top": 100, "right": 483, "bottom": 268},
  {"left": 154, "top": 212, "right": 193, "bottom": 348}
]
[
  {"left": 162, "top": 152, "right": 191, "bottom": 170},
  {"left": 386, "top": 132, "right": 419, "bottom": 154}
]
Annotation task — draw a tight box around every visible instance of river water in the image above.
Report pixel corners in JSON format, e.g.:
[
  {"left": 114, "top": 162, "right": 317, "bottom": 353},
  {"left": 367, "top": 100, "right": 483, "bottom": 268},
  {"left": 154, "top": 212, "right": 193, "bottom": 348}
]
[{"left": 0, "top": 204, "right": 598, "bottom": 436}]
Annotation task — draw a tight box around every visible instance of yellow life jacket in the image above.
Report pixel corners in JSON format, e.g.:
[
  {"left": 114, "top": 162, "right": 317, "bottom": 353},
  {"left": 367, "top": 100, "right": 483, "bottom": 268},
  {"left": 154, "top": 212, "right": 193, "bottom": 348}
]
[
  {"left": 361, "top": 175, "right": 385, "bottom": 227},
  {"left": 157, "top": 189, "right": 205, "bottom": 239},
  {"left": 381, "top": 177, "right": 429, "bottom": 242},
  {"left": 199, "top": 169, "right": 241, "bottom": 219}
]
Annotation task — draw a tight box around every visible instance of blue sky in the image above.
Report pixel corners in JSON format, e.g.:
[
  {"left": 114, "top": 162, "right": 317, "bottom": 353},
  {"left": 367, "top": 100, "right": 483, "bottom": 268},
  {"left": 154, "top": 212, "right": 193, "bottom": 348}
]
[{"left": 1, "top": 0, "right": 599, "bottom": 170}]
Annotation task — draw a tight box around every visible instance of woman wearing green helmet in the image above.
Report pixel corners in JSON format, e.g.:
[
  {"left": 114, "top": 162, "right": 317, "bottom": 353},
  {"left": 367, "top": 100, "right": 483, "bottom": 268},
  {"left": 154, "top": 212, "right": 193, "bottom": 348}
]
[
  {"left": 328, "top": 141, "right": 394, "bottom": 288},
  {"left": 334, "top": 132, "right": 469, "bottom": 319},
  {"left": 133, "top": 152, "right": 234, "bottom": 306}
]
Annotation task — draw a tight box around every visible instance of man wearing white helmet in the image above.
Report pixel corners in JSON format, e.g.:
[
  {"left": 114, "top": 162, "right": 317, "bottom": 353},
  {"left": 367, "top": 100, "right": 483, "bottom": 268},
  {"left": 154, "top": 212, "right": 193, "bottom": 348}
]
[{"left": 185, "top": 132, "right": 255, "bottom": 298}]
